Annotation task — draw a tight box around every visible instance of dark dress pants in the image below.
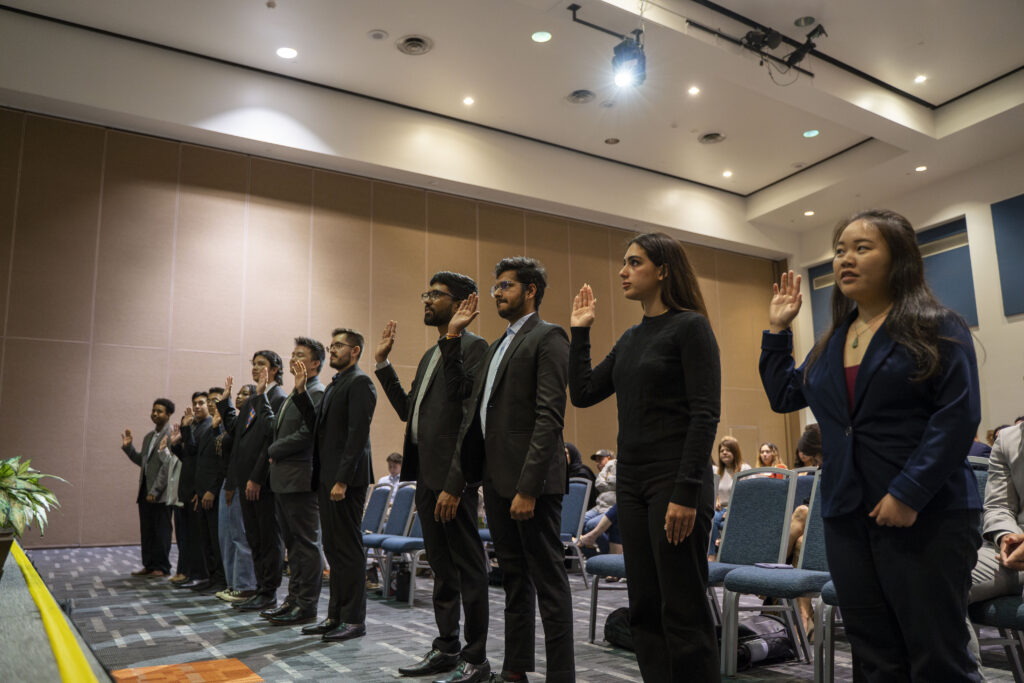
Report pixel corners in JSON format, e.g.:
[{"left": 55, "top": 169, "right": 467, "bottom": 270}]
[
  {"left": 198, "top": 497, "right": 225, "bottom": 584},
  {"left": 183, "top": 502, "right": 209, "bottom": 580},
  {"left": 240, "top": 489, "right": 283, "bottom": 597},
  {"left": 318, "top": 483, "right": 367, "bottom": 623},
  {"left": 138, "top": 499, "right": 172, "bottom": 574},
  {"left": 483, "top": 484, "right": 575, "bottom": 681},
  {"left": 276, "top": 490, "right": 322, "bottom": 611},
  {"left": 417, "top": 485, "right": 489, "bottom": 665},
  {"left": 617, "top": 462, "right": 719, "bottom": 683},
  {"left": 824, "top": 507, "right": 982, "bottom": 682}
]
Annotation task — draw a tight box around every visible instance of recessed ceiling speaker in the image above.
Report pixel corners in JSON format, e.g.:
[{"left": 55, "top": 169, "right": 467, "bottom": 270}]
[
  {"left": 396, "top": 35, "right": 433, "bottom": 56},
  {"left": 698, "top": 132, "right": 726, "bottom": 144}
]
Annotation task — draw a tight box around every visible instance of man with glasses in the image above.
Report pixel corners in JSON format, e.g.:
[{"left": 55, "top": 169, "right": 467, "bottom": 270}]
[
  {"left": 443, "top": 257, "right": 574, "bottom": 683},
  {"left": 374, "top": 271, "right": 491, "bottom": 682},
  {"left": 292, "top": 328, "right": 376, "bottom": 643}
]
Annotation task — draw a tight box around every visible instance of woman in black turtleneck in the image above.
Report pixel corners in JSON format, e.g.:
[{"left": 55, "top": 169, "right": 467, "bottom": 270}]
[{"left": 568, "top": 232, "right": 721, "bottom": 682}]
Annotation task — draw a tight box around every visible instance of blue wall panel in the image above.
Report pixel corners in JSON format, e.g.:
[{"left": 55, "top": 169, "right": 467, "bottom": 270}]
[{"left": 991, "top": 193, "right": 1024, "bottom": 317}]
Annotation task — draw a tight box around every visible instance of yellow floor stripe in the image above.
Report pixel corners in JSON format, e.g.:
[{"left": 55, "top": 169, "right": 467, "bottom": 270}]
[{"left": 12, "top": 541, "right": 99, "bottom": 682}]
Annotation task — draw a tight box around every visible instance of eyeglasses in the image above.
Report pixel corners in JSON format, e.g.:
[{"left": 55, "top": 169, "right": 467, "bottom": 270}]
[
  {"left": 489, "top": 280, "right": 518, "bottom": 297},
  {"left": 420, "top": 290, "right": 455, "bottom": 303},
  {"left": 329, "top": 342, "right": 355, "bottom": 351}
]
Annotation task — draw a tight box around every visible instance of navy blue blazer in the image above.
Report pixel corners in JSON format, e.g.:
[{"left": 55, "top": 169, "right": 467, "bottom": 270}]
[{"left": 760, "top": 311, "right": 981, "bottom": 519}]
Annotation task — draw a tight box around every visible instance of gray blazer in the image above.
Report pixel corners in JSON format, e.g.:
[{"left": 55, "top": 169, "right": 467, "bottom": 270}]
[
  {"left": 251, "top": 376, "right": 325, "bottom": 494},
  {"left": 122, "top": 424, "right": 171, "bottom": 503},
  {"left": 983, "top": 423, "right": 1024, "bottom": 544}
]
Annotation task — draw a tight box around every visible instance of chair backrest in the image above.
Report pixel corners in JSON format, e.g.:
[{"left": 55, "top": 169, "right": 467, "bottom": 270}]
[
  {"left": 408, "top": 512, "right": 422, "bottom": 538},
  {"left": 793, "top": 467, "right": 817, "bottom": 505},
  {"left": 718, "top": 467, "right": 797, "bottom": 566},
  {"left": 382, "top": 483, "right": 416, "bottom": 535},
  {"left": 561, "top": 477, "right": 593, "bottom": 540},
  {"left": 361, "top": 484, "right": 393, "bottom": 534},
  {"left": 974, "top": 469, "right": 988, "bottom": 533},
  {"left": 968, "top": 455, "right": 990, "bottom": 471},
  {"left": 796, "top": 472, "right": 828, "bottom": 572}
]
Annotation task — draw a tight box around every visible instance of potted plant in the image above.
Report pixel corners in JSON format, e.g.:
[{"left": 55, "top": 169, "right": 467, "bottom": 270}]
[{"left": 0, "top": 456, "right": 65, "bottom": 576}]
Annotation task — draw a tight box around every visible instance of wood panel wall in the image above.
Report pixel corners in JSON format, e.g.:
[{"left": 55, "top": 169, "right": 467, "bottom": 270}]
[{"left": 0, "top": 108, "right": 795, "bottom": 547}]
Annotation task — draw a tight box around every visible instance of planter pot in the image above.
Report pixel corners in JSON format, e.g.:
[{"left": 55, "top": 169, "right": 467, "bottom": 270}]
[{"left": 0, "top": 528, "right": 14, "bottom": 581}]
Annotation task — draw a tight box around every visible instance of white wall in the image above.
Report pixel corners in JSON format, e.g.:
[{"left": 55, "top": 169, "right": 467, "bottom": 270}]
[{"left": 790, "top": 148, "right": 1024, "bottom": 432}]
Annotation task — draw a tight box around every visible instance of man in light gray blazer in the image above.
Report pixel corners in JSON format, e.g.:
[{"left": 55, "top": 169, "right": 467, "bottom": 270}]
[
  {"left": 972, "top": 421, "right": 1024, "bottom": 602},
  {"left": 121, "top": 398, "right": 175, "bottom": 577}
]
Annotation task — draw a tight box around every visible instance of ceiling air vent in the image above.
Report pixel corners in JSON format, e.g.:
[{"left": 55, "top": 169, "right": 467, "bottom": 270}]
[
  {"left": 397, "top": 35, "right": 434, "bottom": 56},
  {"left": 698, "top": 132, "right": 726, "bottom": 144},
  {"left": 566, "top": 89, "right": 596, "bottom": 104}
]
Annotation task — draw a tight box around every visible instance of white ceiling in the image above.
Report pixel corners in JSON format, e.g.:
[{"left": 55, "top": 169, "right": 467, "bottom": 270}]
[{"left": 2, "top": 0, "right": 1023, "bottom": 230}]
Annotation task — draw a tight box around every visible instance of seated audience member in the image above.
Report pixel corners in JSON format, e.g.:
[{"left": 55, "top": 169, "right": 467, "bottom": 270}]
[
  {"left": 565, "top": 442, "right": 597, "bottom": 507},
  {"left": 971, "top": 422, "right": 1024, "bottom": 603},
  {"left": 577, "top": 503, "right": 622, "bottom": 559},
  {"left": 993, "top": 424, "right": 1013, "bottom": 444},
  {"left": 968, "top": 436, "right": 992, "bottom": 459},
  {"left": 580, "top": 449, "right": 617, "bottom": 552},
  {"left": 709, "top": 436, "right": 750, "bottom": 559},
  {"left": 756, "top": 441, "right": 787, "bottom": 478},
  {"left": 377, "top": 451, "right": 402, "bottom": 502},
  {"left": 795, "top": 423, "right": 823, "bottom": 470}
]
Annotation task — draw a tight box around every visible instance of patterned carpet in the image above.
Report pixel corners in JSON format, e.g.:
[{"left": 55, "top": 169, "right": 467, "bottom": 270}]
[{"left": 22, "top": 545, "right": 1018, "bottom": 682}]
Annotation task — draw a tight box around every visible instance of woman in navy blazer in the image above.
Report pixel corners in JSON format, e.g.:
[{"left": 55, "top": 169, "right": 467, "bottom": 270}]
[{"left": 760, "top": 209, "right": 982, "bottom": 681}]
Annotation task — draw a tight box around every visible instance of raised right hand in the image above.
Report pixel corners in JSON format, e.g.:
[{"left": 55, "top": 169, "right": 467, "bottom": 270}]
[
  {"left": 292, "top": 361, "right": 307, "bottom": 394},
  {"left": 181, "top": 407, "right": 194, "bottom": 426},
  {"left": 169, "top": 424, "right": 182, "bottom": 446},
  {"left": 769, "top": 270, "right": 803, "bottom": 333},
  {"left": 571, "top": 284, "right": 597, "bottom": 327},
  {"left": 256, "top": 366, "right": 268, "bottom": 395},
  {"left": 121, "top": 429, "right": 133, "bottom": 447},
  {"left": 448, "top": 293, "right": 479, "bottom": 335},
  {"left": 223, "top": 375, "right": 234, "bottom": 397},
  {"left": 375, "top": 320, "right": 397, "bottom": 363}
]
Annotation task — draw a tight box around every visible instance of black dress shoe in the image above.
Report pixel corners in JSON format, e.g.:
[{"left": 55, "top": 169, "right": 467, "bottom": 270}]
[
  {"left": 493, "top": 672, "right": 528, "bottom": 682},
  {"left": 321, "top": 622, "right": 366, "bottom": 642},
  {"left": 188, "top": 579, "right": 213, "bottom": 591},
  {"left": 172, "top": 579, "right": 200, "bottom": 589},
  {"left": 200, "top": 582, "right": 227, "bottom": 594},
  {"left": 301, "top": 618, "right": 340, "bottom": 635},
  {"left": 235, "top": 594, "right": 276, "bottom": 611},
  {"left": 266, "top": 605, "right": 317, "bottom": 625},
  {"left": 435, "top": 658, "right": 490, "bottom": 683},
  {"left": 399, "top": 648, "right": 460, "bottom": 676},
  {"left": 260, "top": 601, "right": 294, "bottom": 619}
]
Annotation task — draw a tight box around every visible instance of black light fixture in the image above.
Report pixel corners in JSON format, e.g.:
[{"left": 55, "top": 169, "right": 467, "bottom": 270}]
[
  {"left": 568, "top": 4, "right": 646, "bottom": 88},
  {"left": 742, "top": 28, "right": 782, "bottom": 52},
  {"left": 785, "top": 24, "right": 827, "bottom": 68}
]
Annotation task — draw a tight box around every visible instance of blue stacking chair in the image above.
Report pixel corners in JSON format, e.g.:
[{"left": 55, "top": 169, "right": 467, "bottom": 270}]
[
  {"left": 584, "top": 554, "right": 628, "bottom": 643},
  {"left": 563, "top": 477, "right": 594, "bottom": 587},
  {"left": 722, "top": 471, "right": 828, "bottom": 675},
  {"left": 814, "top": 580, "right": 841, "bottom": 682},
  {"left": 794, "top": 467, "right": 818, "bottom": 504},
  {"left": 363, "top": 482, "right": 416, "bottom": 557},
  {"left": 380, "top": 513, "right": 425, "bottom": 605},
  {"left": 361, "top": 483, "right": 393, "bottom": 535}
]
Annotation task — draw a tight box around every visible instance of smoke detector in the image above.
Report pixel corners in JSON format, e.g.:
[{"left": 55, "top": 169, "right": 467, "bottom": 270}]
[{"left": 397, "top": 35, "right": 434, "bottom": 56}]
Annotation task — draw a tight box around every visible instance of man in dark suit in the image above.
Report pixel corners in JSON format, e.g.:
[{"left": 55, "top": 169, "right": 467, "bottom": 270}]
[
  {"left": 171, "top": 392, "right": 214, "bottom": 588},
  {"left": 121, "top": 398, "right": 175, "bottom": 577},
  {"left": 293, "top": 327, "right": 376, "bottom": 643},
  {"left": 374, "top": 271, "right": 490, "bottom": 683},
  {"left": 249, "top": 338, "right": 326, "bottom": 625},
  {"left": 190, "top": 397, "right": 227, "bottom": 593},
  {"left": 443, "top": 257, "right": 574, "bottom": 683},
  {"left": 219, "top": 350, "right": 287, "bottom": 612}
]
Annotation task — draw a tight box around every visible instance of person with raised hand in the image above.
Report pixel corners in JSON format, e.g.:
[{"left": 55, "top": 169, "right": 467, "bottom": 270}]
[
  {"left": 568, "top": 233, "right": 722, "bottom": 682},
  {"left": 760, "top": 209, "right": 982, "bottom": 681}
]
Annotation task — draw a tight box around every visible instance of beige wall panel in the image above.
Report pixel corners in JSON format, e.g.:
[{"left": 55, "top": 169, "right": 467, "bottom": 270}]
[
  {"left": 567, "top": 221, "right": 620, "bottom": 458},
  {"left": 243, "top": 159, "right": 313, "bottom": 359},
  {"left": 477, "top": 204, "right": 525, "bottom": 342},
  {"left": 8, "top": 116, "right": 103, "bottom": 341},
  {"left": 721, "top": 386, "right": 790, "bottom": 464},
  {"left": 685, "top": 243, "right": 722, "bottom": 333},
  {"left": 371, "top": 182, "right": 427, "bottom": 368},
  {"left": 171, "top": 145, "right": 247, "bottom": 353},
  {"left": 0, "top": 339, "right": 91, "bottom": 547},
  {"left": 84, "top": 345, "right": 169, "bottom": 546},
  {"left": 0, "top": 109, "right": 24, "bottom": 334},
  {"left": 524, "top": 213, "right": 570, "bottom": 331},
  {"left": 311, "top": 171, "right": 372, "bottom": 352},
  {"left": 370, "top": 368, "right": 410, "bottom": 479},
  {"left": 426, "top": 193, "right": 479, "bottom": 347},
  {"left": 93, "top": 132, "right": 178, "bottom": 348},
  {"left": 608, "top": 228, "right": 643, "bottom": 356},
  {"left": 716, "top": 250, "right": 773, "bottom": 391},
  {"left": 167, "top": 350, "right": 241, "bottom": 408}
]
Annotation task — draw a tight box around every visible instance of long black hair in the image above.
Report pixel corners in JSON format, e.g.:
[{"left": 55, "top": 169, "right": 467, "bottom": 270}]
[
  {"left": 627, "top": 232, "right": 708, "bottom": 317},
  {"left": 805, "top": 209, "right": 963, "bottom": 381}
]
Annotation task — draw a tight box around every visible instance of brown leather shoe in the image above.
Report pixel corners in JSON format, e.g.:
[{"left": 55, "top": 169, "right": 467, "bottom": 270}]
[
  {"left": 148, "top": 570, "right": 167, "bottom": 577},
  {"left": 131, "top": 568, "right": 150, "bottom": 576}
]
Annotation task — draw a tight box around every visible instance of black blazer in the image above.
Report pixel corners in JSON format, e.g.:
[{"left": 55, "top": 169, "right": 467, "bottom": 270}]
[
  {"left": 444, "top": 314, "right": 569, "bottom": 499},
  {"left": 251, "top": 377, "right": 325, "bottom": 494},
  {"left": 295, "top": 365, "right": 377, "bottom": 490},
  {"left": 375, "top": 332, "right": 487, "bottom": 493},
  {"left": 194, "top": 423, "right": 225, "bottom": 496},
  {"left": 217, "top": 392, "right": 278, "bottom": 490},
  {"left": 173, "top": 416, "right": 212, "bottom": 500}
]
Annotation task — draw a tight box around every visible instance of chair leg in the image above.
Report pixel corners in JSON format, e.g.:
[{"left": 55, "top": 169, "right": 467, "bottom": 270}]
[
  {"left": 785, "top": 598, "right": 811, "bottom": 663},
  {"left": 813, "top": 599, "right": 824, "bottom": 683},
  {"left": 820, "top": 604, "right": 835, "bottom": 683},
  {"left": 707, "top": 586, "right": 721, "bottom": 628},
  {"left": 588, "top": 573, "right": 599, "bottom": 643},
  {"left": 721, "top": 589, "right": 742, "bottom": 677},
  {"left": 381, "top": 552, "right": 393, "bottom": 599},
  {"left": 408, "top": 552, "right": 417, "bottom": 607},
  {"left": 575, "top": 545, "right": 590, "bottom": 588},
  {"left": 1001, "top": 628, "right": 1024, "bottom": 683}
]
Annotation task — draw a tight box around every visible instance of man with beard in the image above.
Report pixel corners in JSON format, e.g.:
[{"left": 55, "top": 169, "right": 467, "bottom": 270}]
[
  {"left": 374, "top": 271, "right": 491, "bottom": 683},
  {"left": 293, "top": 327, "right": 376, "bottom": 642},
  {"left": 443, "top": 257, "right": 574, "bottom": 682},
  {"left": 251, "top": 339, "right": 325, "bottom": 625},
  {"left": 121, "top": 398, "right": 176, "bottom": 577}
]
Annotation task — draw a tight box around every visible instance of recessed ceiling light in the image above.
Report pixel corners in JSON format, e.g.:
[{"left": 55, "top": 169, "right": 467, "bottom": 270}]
[
  {"left": 803, "top": 129, "right": 820, "bottom": 138},
  {"left": 367, "top": 29, "right": 389, "bottom": 41},
  {"left": 914, "top": 74, "right": 927, "bottom": 84},
  {"left": 794, "top": 16, "right": 815, "bottom": 27},
  {"left": 276, "top": 47, "right": 298, "bottom": 59},
  {"left": 604, "top": 138, "right": 620, "bottom": 145},
  {"left": 688, "top": 86, "right": 700, "bottom": 95},
  {"left": 804, "top": 210, "right": 815, "bottom": 217},
  {"left": 463, "top": 96, "right": 474, "bottom": 106},
  {"left": 532, "top": 31, "right": 552, "bottom": 43},
  {"left": 915, "top": 165, "right": 928, "bottom": 172},
  {"left": 722, "top": 170, "right": 733, "bottom": 178}
]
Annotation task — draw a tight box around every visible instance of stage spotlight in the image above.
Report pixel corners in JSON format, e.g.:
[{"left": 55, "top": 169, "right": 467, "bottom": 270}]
[
  {"left": 742, "top": 29, "right": 782, "bottom": 52},
  {"left": 785, "top": 24, "right": 827, "bottom": 68},
  {"left": 612, "top": 35, "right": 646, "bottom": 87}
]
